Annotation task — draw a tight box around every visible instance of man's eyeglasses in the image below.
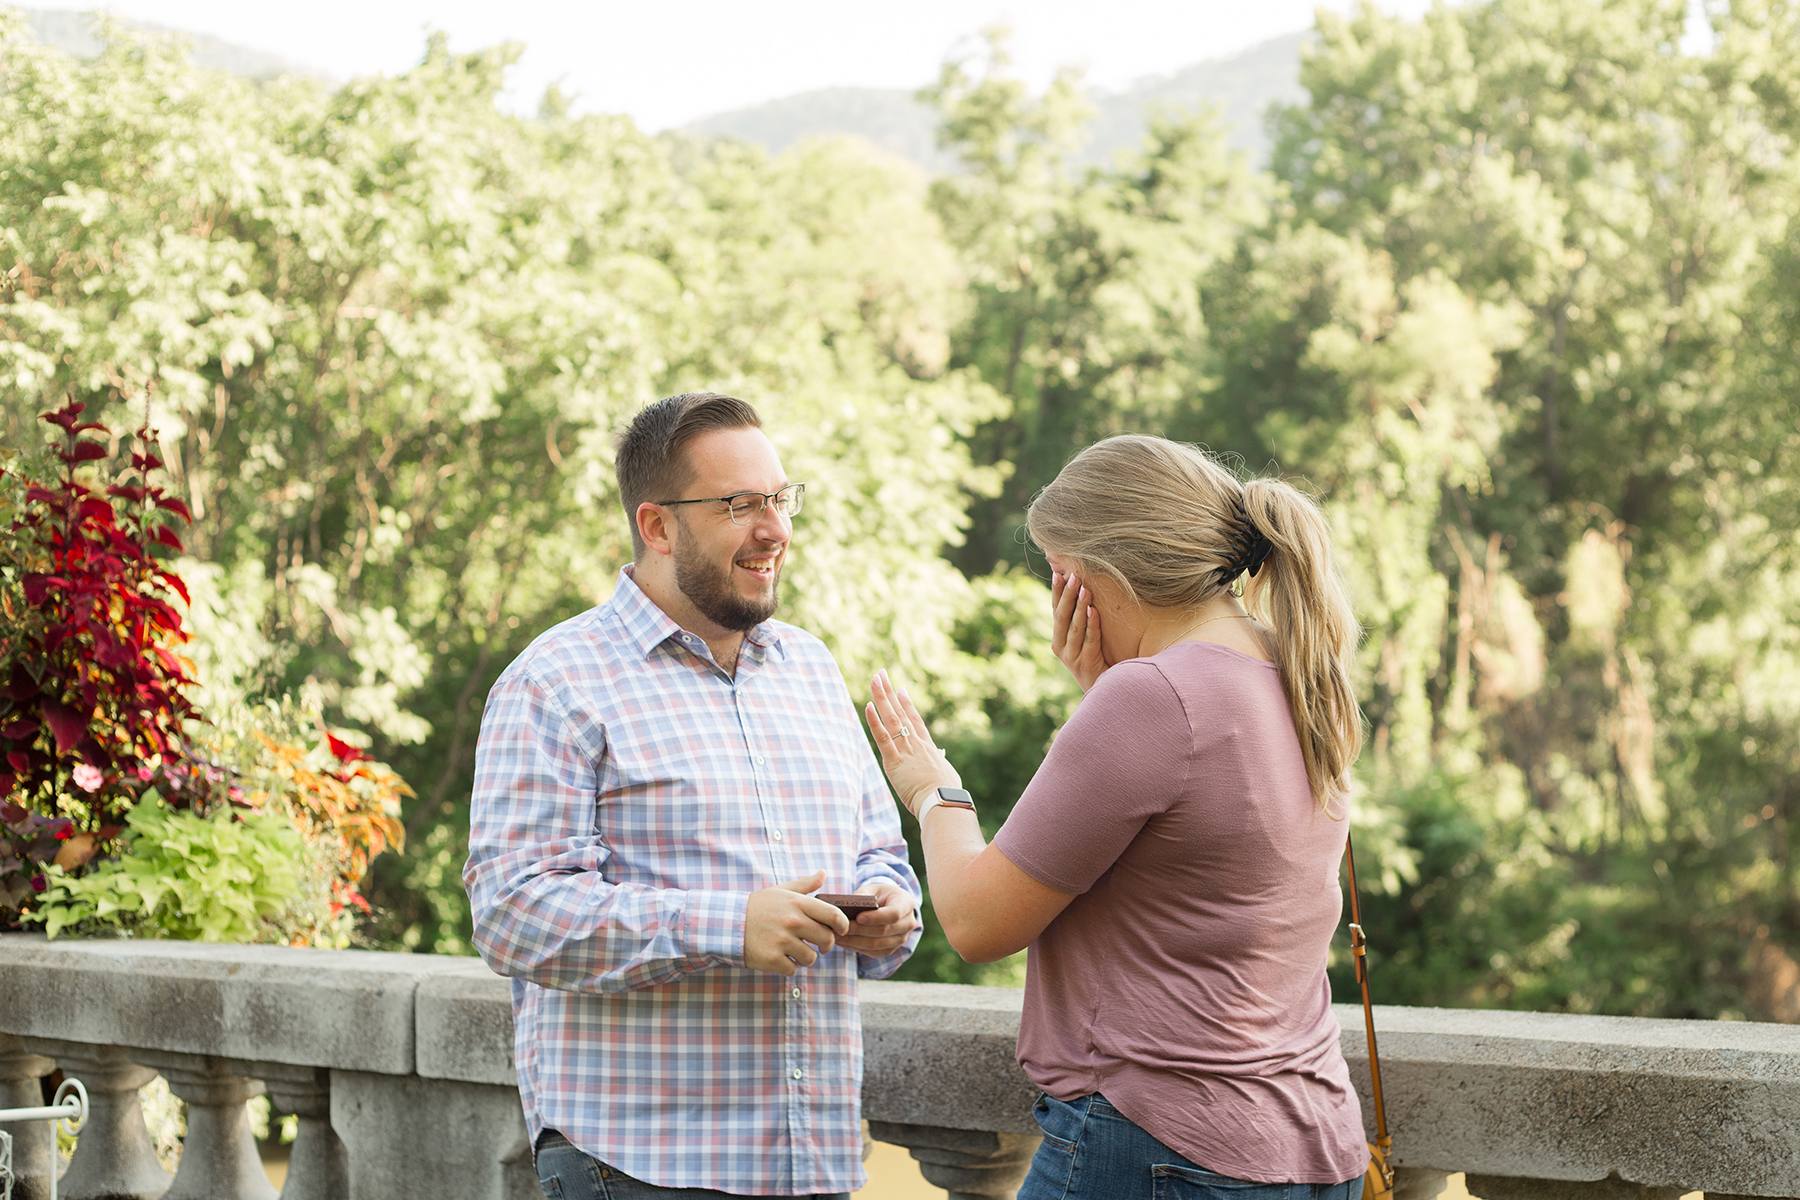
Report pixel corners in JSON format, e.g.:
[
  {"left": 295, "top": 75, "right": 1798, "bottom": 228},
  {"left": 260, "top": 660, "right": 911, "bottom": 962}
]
[{"left": 655, "top": 483, "right": 806, "bottom": 526}]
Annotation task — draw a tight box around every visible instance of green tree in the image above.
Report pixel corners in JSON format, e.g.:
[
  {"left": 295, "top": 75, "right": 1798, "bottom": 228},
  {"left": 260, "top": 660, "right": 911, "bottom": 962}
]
[{"left": 923, "top": 30, "right": 1263, "bottom": 576}]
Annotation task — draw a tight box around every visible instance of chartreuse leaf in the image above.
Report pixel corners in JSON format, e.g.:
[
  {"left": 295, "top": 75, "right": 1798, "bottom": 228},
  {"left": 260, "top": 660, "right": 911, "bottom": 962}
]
[{"left": 29, "top": 795, "right": 302, "bottom": 942}]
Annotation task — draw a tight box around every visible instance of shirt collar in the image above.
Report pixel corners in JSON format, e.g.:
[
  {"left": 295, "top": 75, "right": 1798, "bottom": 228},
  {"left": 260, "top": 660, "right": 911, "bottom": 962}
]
[{"left": 609, "top": 565, "right": 786, "bottom": 662}]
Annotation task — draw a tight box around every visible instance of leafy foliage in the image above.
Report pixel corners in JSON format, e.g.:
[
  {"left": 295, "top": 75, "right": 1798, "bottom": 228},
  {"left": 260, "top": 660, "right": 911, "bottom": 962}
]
[
  {"left": 247, "top": 725, "right": 408, "bottom": 922},
  {"left": 34, "top": 789, "right": 301, "bottom": 941},
  {"left": 0, "top": 399, "right": 200, "bottom": 910},
  {"left": 0, "top": 393, "right": 410, "bottom": 941},
  {"left": 1, "top": 400, "right": 196, "bottom": 800}
]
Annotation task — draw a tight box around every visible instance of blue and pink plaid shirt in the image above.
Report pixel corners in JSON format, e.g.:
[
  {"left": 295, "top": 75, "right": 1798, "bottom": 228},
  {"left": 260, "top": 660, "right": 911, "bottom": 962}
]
[{"left": 465, "top": 567, "right": 920, "bottom": 1195}]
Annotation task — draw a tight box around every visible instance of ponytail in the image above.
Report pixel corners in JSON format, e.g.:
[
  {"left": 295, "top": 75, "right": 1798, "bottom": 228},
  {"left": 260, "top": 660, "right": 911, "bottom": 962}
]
[{"left": 1240, "top": 478, "right": 1363, "bottom": 806}]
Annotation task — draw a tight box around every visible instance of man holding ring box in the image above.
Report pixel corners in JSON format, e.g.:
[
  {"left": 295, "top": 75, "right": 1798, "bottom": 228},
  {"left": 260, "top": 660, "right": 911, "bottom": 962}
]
[{"left": 465, "top": 391, "right": 922, "bottom": 1199}]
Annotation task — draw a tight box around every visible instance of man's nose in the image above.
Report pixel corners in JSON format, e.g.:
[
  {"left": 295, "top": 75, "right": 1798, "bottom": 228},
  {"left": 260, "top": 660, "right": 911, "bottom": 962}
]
[{"left": 750, "top": 500, "right": 791, "bottom": 541}]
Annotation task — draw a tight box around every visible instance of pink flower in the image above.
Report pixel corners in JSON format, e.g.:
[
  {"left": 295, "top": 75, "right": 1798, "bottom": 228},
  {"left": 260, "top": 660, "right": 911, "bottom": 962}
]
[
  {"left": 137, "top": 765, "right": 155, "bottom": 782},
  {"left": 72, "top": 764, "right": 104, "bottom": 792}
]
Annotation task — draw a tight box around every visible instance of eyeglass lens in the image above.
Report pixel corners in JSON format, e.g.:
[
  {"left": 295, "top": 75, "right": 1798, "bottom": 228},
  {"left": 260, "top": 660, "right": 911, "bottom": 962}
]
[{"left": 727, "top": 484, "right": 804, "bottom": 525}]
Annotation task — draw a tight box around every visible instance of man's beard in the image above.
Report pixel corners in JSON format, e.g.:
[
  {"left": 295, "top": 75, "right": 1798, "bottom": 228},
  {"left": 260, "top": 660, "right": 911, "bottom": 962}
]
[{"left": 673, "top": 535, "right": 781, "bottom": 632}]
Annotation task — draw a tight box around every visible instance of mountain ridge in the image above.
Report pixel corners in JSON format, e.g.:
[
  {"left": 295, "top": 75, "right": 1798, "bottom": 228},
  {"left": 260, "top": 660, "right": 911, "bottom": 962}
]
[
  {"left": 13, "top": 6, "right": 327, "bottom": 81},
  {"left": 13, "top": 8, "right": 1306, "bottom": 169},
  {"left": 683, "top": 31, "right": 1310, "bottom": 170}
]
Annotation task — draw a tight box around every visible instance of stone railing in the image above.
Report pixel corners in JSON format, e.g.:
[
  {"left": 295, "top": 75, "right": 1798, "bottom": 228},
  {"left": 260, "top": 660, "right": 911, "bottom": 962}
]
[{"left": 3, "top": 934, "right": 1799, "bottom": 1200}]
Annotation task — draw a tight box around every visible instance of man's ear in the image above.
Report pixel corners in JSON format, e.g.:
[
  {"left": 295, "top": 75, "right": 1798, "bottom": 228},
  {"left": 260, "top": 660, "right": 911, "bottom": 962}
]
[{"left": 637, "top": 502, "right": 675, "bottom": 557}]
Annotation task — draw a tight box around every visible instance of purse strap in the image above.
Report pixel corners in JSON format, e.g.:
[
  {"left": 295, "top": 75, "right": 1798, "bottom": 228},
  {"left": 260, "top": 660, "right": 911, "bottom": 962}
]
[{"left": 1345, "top": 831, "right": 1394, "bottom": 1178}]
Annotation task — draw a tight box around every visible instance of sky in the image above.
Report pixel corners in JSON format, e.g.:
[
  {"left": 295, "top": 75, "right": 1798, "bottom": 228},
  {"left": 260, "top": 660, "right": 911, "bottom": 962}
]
[{"left": 21, "top": 0, "right": 1440, "bottom": 131}]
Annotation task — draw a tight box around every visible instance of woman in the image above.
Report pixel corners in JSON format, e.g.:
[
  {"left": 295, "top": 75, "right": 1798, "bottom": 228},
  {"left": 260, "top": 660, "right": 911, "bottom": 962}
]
[{"left": 866, "top": 434, "right": 1368, "bottom": 1199}]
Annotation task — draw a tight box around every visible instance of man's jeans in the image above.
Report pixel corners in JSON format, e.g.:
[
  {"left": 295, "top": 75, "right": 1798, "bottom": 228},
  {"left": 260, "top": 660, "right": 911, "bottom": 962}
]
[
  {"left": 533, "top": 1130, "right": 851, "bottom": 1200},
  {"left": 1018, "top": 1092, "right": 1366, "bottom": 1200}
]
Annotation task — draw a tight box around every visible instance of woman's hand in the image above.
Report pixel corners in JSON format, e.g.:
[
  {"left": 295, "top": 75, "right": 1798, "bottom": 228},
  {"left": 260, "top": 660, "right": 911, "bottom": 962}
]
[
  {"left": 1051, "top": 569, "right": 1108, "bottom": 692},
  {"left": 866, "top": 669, "right": 961, "bottom": 816}
]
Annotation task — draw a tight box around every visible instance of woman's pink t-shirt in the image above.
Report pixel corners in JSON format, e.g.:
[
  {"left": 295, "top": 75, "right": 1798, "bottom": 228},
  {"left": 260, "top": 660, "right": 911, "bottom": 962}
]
[{"left": 991, "top": 641, "right": 1368, "bottom": 1184}]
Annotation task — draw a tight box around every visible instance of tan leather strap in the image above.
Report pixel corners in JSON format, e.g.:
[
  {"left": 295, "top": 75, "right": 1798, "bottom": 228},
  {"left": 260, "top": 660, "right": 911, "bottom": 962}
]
[{"left": 1346, "top": 832, "right": 1394, "bottom": 1181}]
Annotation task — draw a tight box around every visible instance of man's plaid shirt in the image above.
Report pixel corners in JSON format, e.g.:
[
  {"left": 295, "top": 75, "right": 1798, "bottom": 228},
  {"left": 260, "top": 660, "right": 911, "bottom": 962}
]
[{"left": 465, "top": 568, "right": 920, "bottom": 1195}]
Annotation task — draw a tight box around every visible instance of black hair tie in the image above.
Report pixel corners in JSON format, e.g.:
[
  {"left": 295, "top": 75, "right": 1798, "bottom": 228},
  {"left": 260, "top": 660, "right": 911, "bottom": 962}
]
[{"left": 1216, "top": 501, "right": 1275, "bottom": 586}]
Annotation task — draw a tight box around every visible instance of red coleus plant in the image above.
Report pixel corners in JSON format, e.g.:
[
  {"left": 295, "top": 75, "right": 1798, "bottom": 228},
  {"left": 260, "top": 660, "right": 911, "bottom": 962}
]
[{"left": 0, "top": 399, "right": 200, "bottom": 916}]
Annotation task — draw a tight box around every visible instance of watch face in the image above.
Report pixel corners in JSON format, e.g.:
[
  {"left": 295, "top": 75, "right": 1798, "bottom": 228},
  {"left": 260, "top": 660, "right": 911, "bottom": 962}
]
[{"left": 937, "top": 787, "right": 974, "bottom": 804}]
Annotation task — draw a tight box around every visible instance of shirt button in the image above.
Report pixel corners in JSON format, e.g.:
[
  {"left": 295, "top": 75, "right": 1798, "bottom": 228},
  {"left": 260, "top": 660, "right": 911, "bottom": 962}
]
[
  {"left": 791, "top": 987, "right": 801, "bottom": 998},
  {"left": 792, "top": 1068, "right": 804, "bottom": 1080},
  {"left": 772, "top": 831, "right": 783, "bottom": 841},
  {"left": 755, "top": 755, "right": 766, "bottom": 765}
]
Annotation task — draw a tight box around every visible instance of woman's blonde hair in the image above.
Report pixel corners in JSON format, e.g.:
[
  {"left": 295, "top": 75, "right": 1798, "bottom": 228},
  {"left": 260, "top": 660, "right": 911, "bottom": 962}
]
[{"left": 1025, "top": 434, "right": 1363, "bottom": 806}]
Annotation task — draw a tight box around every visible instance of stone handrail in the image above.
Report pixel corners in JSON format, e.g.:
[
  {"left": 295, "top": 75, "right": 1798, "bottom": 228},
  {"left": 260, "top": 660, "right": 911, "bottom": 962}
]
[{"left": 1, "top": 934, "right": 1797, "bottom": 1200}]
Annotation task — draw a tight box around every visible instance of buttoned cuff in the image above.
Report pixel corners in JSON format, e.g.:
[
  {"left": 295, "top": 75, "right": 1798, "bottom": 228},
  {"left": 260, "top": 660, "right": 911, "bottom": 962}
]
[
  {"left": 852, "top": 870, "right": 923, "bottom": 979},
  {"left": 683, "top": 889, "right": 752, "bottom": 968}
]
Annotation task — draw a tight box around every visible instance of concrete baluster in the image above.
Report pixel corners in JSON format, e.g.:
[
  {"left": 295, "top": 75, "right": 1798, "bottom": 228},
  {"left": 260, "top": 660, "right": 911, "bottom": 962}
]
[
  {"left": 1464, "top": 1173, "right": 1682, "bottom": 1200},
  {"left": 1391, "top": 1167, "right": 1453, "bottom": 1200},
  {"left": 21, "top": 1042, "right": 170, "bottom": 1200},
  {"left": 131, "top": 1053, "right": 276, "bottom": 1200},
  {"left": 867, "top": 1121, "right": 1039, "bottom": 1200},
  {"left": 250, "top": 1066, "right": 346, "bottom": 1200},
  {"left": 0, "top": 1036, "right": 59, "bottom": 1200}
]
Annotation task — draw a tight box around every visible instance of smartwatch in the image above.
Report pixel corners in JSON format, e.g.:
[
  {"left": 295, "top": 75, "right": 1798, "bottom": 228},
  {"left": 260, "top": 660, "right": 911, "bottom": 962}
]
[{"left": 916, "top": 786, "right": 976, "bottom": 825}]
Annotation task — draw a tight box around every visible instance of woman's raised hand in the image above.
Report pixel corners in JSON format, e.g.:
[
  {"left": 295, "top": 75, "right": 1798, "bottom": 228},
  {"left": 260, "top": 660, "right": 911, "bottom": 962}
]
[
  {"left": 1050, "top": 570, "right": 1108, "bottom": 692},
  {"left": 866, "top": 669, "right": 961, "bottom": 817}
]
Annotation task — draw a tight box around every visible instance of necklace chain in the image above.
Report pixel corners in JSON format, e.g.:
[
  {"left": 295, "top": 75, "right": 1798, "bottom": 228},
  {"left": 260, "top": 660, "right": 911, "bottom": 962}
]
[{"left": 1182, "top": 612, "right": 1251, "bottom": 639}]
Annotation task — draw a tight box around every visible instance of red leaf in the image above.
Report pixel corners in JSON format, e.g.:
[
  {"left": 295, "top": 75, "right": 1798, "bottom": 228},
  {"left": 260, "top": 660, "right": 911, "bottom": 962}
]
[
  {"left": 326, "top": 732, "right": 371, "bottom": 764},
  {"left": 154, "top": 496, "right": 193, "bottom": 523},
  {"left": 22, "top": 575, "right": 64, "bottom": 605},
  {"left": 6, "top": 751, "right": 28, "bottom": 773},
  {"left": 158, "top": 570, "right": 191, "bottom": 605},
  {"left": 24, "top": 485, "right": 62, "bottom": 505},
  {"left": 131, "top": 450, "right": 164, "bottom": 473},
  {"left": 40, "top": 699, "right": 88, "bottom": 755},
  {"left": 95, "top": 824, "right": 123, "bottom": 841},
  {"left": 151, "top": 524, "right": 185, "bottom": 551},
  {"left": 40, "top": 402, "right": 85, "bottom": 431},
  {"left": 78, "top": 497, "right": 116, "bottom": 525},
  {"left": 1, "top": 718, "right": 40, "bottom": 741},
  {"left": 1, "top": 671, "right": 40, "bottom": 702},
  {"left": 63, "top": 441, "right": 108, "bottom": 464},
  {"left": 107, "top": 485, "right": 148, "bottom": 503}
]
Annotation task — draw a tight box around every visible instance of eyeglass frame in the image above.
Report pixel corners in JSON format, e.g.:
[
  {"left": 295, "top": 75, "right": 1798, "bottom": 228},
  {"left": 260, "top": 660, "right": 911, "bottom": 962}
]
[{"left": 652, "top": 482, "right": 806, "bottom": 526}]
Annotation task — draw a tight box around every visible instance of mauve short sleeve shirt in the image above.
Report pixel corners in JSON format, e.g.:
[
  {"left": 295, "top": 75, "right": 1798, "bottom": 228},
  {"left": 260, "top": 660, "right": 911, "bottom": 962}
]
[{"left": 992, "top": 641, "right": 1368, "bottom": 1185}]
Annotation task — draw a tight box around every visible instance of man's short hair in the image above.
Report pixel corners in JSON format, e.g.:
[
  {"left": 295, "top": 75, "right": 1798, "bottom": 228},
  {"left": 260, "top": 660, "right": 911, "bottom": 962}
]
[{"left": 616, "top": 392, "right": 764, "bottom": 558}]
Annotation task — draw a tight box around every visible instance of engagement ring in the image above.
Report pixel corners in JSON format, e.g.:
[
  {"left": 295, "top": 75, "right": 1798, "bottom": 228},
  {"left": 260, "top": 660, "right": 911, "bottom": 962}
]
[{"left": 896, "top": 725, "right": 913, "bottom": 739}]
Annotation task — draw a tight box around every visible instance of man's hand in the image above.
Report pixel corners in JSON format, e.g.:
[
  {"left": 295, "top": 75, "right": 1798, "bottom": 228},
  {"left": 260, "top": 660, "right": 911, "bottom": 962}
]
[
  {"left": 838, "top": 877, "right": 919, "bottom": 958},
  {"left": 743, "top": 869, "right": 851, "bottom": 976}
]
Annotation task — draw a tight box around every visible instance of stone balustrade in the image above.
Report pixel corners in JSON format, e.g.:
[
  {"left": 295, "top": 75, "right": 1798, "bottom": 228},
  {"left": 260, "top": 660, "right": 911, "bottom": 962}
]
[{"left": 2, "top": 933, "right": 1799, "bottom": 1200}]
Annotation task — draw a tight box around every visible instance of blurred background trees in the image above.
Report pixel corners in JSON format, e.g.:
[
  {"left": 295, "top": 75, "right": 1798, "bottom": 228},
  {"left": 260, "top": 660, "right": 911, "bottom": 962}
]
[{"left": 4, "top": 0, "right": 1800, "bottom": 1016}]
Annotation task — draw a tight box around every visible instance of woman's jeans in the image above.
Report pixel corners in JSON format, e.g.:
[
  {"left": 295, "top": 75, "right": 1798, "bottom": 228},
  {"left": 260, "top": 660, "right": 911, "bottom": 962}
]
[
  {"left": 533, "top": 1130, "right": 849, "bottom": 1200},
  {"left": 1018, "top": 1092, "right": 1366, "bottom": 1200}
]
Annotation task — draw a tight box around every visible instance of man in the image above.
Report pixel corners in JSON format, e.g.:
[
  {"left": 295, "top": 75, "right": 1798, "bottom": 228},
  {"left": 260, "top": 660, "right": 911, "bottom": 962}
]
[{"left": 465, "top": 392, "right": 922, "bottom": 1199}]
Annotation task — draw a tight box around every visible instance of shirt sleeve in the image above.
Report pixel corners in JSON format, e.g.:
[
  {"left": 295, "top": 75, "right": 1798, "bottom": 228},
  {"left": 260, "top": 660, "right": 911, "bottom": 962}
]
[
  {"left": 992, "top": 660, "right": 1191, "bottom": 896},
  {"left": 851, "top": 741, "right": 924, "bottom": 979},
  {"left": 464, "top": 666, "right": 749, "bottom": 993}
]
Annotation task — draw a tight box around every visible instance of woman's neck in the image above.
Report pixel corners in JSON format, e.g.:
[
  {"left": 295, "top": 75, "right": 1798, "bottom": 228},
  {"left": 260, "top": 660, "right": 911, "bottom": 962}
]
[{"left": 1136, "top": 597, "right": 1252, "bottom": 658}]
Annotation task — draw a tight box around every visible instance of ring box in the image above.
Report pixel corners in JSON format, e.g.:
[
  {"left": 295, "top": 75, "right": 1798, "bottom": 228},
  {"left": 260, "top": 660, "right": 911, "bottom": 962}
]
[{"left": 817, "top": 893, "right": 878, "bottom": 917}]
